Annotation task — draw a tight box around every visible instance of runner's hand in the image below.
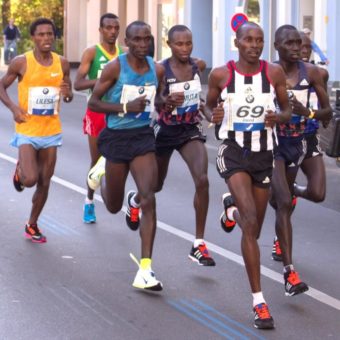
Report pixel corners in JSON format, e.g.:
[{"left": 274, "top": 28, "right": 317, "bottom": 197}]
[
  {"left": 12, "top": 106, "right": 27, "bottom": 123},
  {"left": 264, "top": 110, "right": 278, "bottom": 128},
  {"left": 211, "top": 101, "right": 224, "bottom": 124},
  {"left": 290, "top": 97, "right": 309, "bottom": 117},
  {"left": 126, "top": 95, "right": 148, "bottom": 113},
  {"left": 165, "top": 92, "right": 184, "bottom": 111}
]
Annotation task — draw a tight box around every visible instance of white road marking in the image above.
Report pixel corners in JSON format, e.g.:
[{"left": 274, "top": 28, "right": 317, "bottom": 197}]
[{"left": 1, "top": 151, "right": 340, "bottom": 311}]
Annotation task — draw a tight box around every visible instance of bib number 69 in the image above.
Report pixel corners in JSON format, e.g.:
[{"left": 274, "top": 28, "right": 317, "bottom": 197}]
[{"left": 236, "top": 105, "right": 264, "bottom": 118}]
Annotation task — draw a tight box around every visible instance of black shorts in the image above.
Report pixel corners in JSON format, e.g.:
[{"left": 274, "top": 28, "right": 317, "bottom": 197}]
[
  {"left": 154, "top": 122, "right": 206, "bottom": 156},
  {"left": 304, "top": 132, "right": 322, "bottom": 159},
  {"left": 274, "top": 136, "right": 306, "bottom": 168},
  {"left": 216, "top": 139, "right": 273, "bottom": 188},
  {"left": 98, "top": 126, "right": 155, "bottom": 163}
]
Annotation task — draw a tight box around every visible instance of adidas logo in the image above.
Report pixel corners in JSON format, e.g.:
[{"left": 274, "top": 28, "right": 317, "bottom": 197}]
[
  {"left": 99, "top": 56, "right": 106, "bottom": 61},
  {"left": 300, "top": 78, "right": 309, "bottom": 86}
]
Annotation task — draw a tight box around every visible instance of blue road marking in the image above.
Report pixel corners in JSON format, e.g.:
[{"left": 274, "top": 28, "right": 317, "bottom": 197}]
[{"left": 39, "top": 214, "right": 81, "bottom": 236}]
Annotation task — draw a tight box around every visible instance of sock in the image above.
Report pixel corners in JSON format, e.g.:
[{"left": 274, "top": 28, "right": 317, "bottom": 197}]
[
  {"left": 130, "top": 193, "right": 140, "bottom": 208},
  {"left": 85, "top": 197, "right": 93, "bottom": 204},
  {"left": 140, "top": 258, "right": 152, "bottom": 270},
  {"left": 227, "top": 207, "right": 237, "bottom": 221},
  {"left": 194, "top": 239, "right": 204, "bottom": 248},
  {"left": 284, "top": 264, "right": 294, "bottom": 273},
  {"left": 252, "top": 291, "right": 266, "bottom": 307}
]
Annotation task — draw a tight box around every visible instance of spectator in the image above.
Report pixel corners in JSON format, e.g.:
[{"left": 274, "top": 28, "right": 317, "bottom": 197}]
[
  {"left": 3, "top": 18, "right": 21, "bottom": 64},
  {"left": 302, "top": 27, "right": 329, "bottom": 65}
]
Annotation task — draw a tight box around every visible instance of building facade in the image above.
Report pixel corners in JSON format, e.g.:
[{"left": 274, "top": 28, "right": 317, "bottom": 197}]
[{"left": 64, "top": 0, "right": 339, "bottom": 83}]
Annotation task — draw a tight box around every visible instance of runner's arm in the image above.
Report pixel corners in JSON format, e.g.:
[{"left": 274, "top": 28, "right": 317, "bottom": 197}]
[
  {"left": 74, "top": 47, "right": 97, "bottom": 91},
  {"left": 60, "top": 57, "right": 73, "bottom": 103}
]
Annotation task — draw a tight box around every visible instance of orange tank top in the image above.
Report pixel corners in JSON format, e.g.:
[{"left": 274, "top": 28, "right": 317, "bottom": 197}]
[{"left": 17, "top": 50, "right": 64, "bottom": 136}]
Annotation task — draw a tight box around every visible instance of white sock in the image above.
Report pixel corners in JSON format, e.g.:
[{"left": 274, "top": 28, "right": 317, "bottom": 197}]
[
  {"left": 130, "top": 193, "right": 140, "bottom": 208},
  {"left": 284, "top": 264, "right": 294, "bottom": 273},
  {"left": 227, "top": 207, "right": 237, "bottom": 221},
  {"left": 194, "top": 239, "right": 204, "bottom": 248},
  {"left": 85, "top": 197, "right": 93, "bottom": 205},
  {"left": 252, "top": 291, "right": 266, "bottom": 307}
]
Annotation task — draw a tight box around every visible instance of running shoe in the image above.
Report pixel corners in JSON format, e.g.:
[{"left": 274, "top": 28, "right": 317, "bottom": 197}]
[
  {"left": 87, "top": 156, "right": 106, "bottom": 190},
  {"left": 25, "top": 223, "right": 47, "bottom": 243},
  {"left": 284, "top": 270, "right": 309, "bottom": 296},
  {"left": 13, "top": 162, "right": 24, "bottom": 192},
  {"left": 253, "top": 303, "right": 274, "bottom": 329},
  {"left": 188, "top": 242, "right": 216, "bottom": 266},
  {"left": 271, "top": 236, "right": 283, "bottom": 262},
  {"left": 125, "top": 190, "right": 140, "bottom": 231},
  {"left": 130, "top": 253, "right": 163, "bottom": 291},
  {"left": 220, "top": 193, "right": 236, "bottom": 233},
  {"left": 132, "top": 268, "right": 163, "bottom": 291},
  {"left": 83, "top": 203, "right": 96, "bottom": 223}
]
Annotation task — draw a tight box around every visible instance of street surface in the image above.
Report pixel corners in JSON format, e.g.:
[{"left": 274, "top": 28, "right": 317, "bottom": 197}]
[{"left": 0, "top": 69, "right": 339, "bottom": 339}]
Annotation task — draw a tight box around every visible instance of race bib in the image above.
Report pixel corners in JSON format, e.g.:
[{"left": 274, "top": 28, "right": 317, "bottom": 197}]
[
  {"left": 28, "top": 86, "right": 60, "bottom": 115},
  {"left": 219, "top": 86, "right": 275, "bottom": 136},
  {"left": 120, "top": 84, "right": 156, "bottom": 120},
  {"left": 290, "top": 89, "right": 308, "bottom": 123},
  {"left": 169, "top": 76, "right": 201, "bottom": 116}
]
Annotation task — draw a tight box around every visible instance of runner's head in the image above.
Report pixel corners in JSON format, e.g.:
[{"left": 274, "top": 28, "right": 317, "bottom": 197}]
[
  {"left": 30, "top": 18, "right": 56, "bottom": 53},
  {"left": 167, "top": 25, "right": 193, "bottom": 63},
  {"left": 125, "top": 21, "right": 152, "bottom": 60},
  {"left": 274, "top": 25, "right": 301, "bottom": 63},
  {"left": 299, "top": 31, "right": 312, "bottom": 62},
  {"left": 99, "top": 13, "right": 120, "bottom": 45},
  {"left": 234, "top": 22, "right": 264, "bottom": 64}
]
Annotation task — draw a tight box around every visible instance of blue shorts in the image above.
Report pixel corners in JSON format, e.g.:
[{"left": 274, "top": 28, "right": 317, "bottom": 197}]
[{"left": 10, "top": 133, "right": 63, "bottom": 150}]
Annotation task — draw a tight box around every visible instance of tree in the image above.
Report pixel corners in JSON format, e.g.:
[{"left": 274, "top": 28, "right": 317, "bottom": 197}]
[
  {"left": 11, "top": 0, "right": 64, "bottom": 54},
  {"left": 1, "top": 0, "right": 11, "bottom": 30}
]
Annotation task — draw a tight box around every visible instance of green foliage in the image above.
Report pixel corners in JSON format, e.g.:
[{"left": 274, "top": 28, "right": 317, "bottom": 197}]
[{"left": 11, "top": 0, "right": 64, "bottom": 55}]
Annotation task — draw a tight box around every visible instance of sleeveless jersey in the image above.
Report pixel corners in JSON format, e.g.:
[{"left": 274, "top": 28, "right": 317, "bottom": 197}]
[
  {"left": 158, "top": 58, "right": 202, "bottom": 125},
  {"left": 17, "top": 50, "right": 63, "bottom": 137},
  {"left": 276, "top": 60, "right": 311, "bottom": 138},
  {"left": 216, "top": 60, "right": 276, "bottom": 152},
  {"left": 87, "top": 44, "right": 122, "bottom": 100},
  {"left": 105, "top": 54, "right": 158, "bottom": 130}
]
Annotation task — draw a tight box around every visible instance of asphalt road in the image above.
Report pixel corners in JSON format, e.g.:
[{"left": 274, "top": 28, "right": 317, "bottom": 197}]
[{"left": 0, "top": 69, "right": 339, "bottom": 339}]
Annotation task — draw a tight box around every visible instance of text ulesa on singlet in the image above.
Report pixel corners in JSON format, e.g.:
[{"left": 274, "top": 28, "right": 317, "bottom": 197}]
[
  {"left": 219, "top": 85, "right": 275, "bottom": 137},
  {"left": 28, "top": 86, "right": 60, "bottom": 115},
  {"left": 120, "top": 84, "right": 156, "bottom": 119},
  {"left": 169, "top": 75, "right": 202, "bottom": 116}
]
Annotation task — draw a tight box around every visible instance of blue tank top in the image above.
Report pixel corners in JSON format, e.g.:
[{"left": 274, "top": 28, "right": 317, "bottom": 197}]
[
  {"left": 276, "top": 61, "right": 311, "bottom": 138},
  {"left": 105, "top": 54, "right": 158, "bottom": 130}
]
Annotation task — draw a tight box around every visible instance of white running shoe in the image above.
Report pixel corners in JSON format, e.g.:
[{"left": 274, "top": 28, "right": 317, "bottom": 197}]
[
  {"left": 132, "top": 268, "right": 163, "bottom": 291},
  {"left": 87, "top": 156, "right": 106, "bottom": 190},
  {"left": 130, "top": 253, "right": 163, "bottom": 291}
]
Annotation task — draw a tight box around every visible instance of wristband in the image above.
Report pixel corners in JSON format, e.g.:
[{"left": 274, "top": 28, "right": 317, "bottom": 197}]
[
  {"left": 308, "top": 108, "right": 315, "bottom": 119},
  {"left": 123, "top": 103, "right": 127, "bottom": 114}
]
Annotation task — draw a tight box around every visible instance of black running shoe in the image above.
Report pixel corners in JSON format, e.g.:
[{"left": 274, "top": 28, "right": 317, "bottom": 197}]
[
  {"left": 284, "top": 270, "right": 309, "bottom": 296},
  {"left": 13, "top": 162, "right": 24, "bottom": 192},
  {"left": 220, "top": 193, "right": 236, "bottom": 233},
  {"left": 25, "top": 223, "right": 47, "bottom": 243},
  {"left": 188, "top": 243, "right": 216, "bottom": 266},
  {"left": 271, "top": 237, "right": 283, "bottom": 262},
  {"left": 125, "top": 191, "right": 140, "bottom": 231},
  {"left": 253, "top": 303, "right": 274, "bottom": 329}
]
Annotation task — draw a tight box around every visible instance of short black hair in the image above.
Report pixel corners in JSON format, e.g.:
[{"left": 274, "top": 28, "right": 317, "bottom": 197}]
[
  {"left": 168, "top": 25, "right": 191, "bottom": 41},
  {"left": 100, "top": 13, "right": 119, "bottom": 27},
  {"left": 125, "top": 21, "right": 150, "bottom": 38},
  {"left": 275, "top": 25, "right": 297, "bottom": 43},
  {"left": 30, "top": 18, "right": 56, "bottom": 36},
  {"left": 236, "top": 21, "right": 262, "bottom": 39}
]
